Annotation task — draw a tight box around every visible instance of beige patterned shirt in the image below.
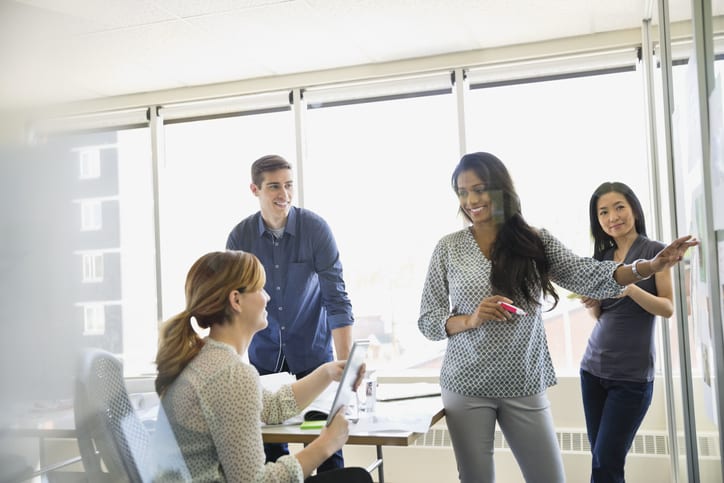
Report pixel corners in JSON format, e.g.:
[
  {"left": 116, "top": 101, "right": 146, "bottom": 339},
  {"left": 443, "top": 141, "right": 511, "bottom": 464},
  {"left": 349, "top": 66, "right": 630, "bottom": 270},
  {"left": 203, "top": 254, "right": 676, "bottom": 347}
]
[{"left": 162, "top": 337, "right": 303, "bottom": 482}]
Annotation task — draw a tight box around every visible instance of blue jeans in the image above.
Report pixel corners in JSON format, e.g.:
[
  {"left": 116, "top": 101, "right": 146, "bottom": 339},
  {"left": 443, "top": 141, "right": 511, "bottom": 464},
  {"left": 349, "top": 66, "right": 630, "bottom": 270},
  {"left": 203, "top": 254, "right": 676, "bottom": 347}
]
[
  {"left": 580, "top": 369, "right": 653, "bottom": 483},
  {"left": 259, "top": 363, "right": 344, "bottom": 472}
]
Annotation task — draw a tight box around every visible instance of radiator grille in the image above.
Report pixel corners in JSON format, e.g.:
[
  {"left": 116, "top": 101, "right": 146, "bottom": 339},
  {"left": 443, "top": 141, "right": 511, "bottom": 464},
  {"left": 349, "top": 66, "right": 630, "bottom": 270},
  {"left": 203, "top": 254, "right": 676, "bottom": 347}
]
[{"left": 413, "top": 428, "right": 719, "bottom": 459}]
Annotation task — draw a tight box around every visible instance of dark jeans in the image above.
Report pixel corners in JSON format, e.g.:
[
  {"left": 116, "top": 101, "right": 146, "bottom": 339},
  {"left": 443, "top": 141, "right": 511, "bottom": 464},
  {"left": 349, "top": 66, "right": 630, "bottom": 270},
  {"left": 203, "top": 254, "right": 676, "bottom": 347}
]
[
  {"left": 580, "top": 369, "right": 653, "bottom": 483},
  {"left": 259, "top": 362, "right": 344, "bottom": 472},
  {"left": 305, "top": 467, "right": 372, "bottom": 482}
]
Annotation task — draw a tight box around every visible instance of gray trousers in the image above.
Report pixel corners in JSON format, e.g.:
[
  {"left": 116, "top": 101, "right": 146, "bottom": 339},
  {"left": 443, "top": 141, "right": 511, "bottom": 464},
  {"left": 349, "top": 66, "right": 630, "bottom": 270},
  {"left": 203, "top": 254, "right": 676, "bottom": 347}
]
[{"left": 442, "top": 388, "right": 565, "bottom": 483}]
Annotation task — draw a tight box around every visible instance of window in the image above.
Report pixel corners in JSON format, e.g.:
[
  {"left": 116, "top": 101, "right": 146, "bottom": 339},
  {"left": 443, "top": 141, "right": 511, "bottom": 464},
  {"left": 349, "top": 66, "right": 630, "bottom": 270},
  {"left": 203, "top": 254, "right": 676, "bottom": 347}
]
[
  {"left": 82, "top": 253, "right": 104, "bottom": 282},
  {"left": 79, "top": 148, "right": 101, "bottom": 179},
  {"left": 161, "top": 106, "right": 294, "bottom": 318},
  {"left": 80, "top": 199, "right": 102, "bottom": 231},
  {"left": 304, "top": 84, "right": 460, "bottom": 374},
  {"left": 83, "top": 303, "right": 106, "bottom": 335},
  {"left": 115, "top": 128, "right": 157, "bottom": 375},
  {"left": 11, "top": 59, "right": 677, "bottom": 386},
  {"left": 465, "top": 66, "right": 649, "bottom": 375}
]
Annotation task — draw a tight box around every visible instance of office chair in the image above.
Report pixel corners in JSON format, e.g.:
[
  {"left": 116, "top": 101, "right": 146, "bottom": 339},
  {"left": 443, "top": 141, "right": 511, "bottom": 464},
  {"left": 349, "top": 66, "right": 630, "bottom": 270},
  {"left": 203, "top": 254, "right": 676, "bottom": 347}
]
[{"left": 73, "top": 348, "right": 151, "bottom": 483}]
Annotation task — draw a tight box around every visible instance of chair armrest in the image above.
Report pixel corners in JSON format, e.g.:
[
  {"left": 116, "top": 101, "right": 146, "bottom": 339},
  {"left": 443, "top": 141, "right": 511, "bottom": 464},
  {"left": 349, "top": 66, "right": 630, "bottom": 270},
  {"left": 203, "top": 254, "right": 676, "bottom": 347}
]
[{"left": 28, "top": 455, "right": 83, "bottom": 478}]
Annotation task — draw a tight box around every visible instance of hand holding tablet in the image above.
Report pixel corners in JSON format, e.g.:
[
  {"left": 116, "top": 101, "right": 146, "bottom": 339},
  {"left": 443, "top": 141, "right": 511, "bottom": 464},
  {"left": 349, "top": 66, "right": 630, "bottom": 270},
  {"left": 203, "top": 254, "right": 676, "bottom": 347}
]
[
  {"left": 326, "top": 339, "right": 370, "bottom": 427},
  {"left": 298, "top": 339, "right": 370, "bottom": 430}
]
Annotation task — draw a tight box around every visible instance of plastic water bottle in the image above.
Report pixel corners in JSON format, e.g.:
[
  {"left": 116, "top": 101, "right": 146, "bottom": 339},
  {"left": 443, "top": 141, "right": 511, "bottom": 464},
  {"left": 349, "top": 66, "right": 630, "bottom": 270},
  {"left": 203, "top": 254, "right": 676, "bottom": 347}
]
[{"left": 362, "top": 370, "right": 377, "bottom": 413}]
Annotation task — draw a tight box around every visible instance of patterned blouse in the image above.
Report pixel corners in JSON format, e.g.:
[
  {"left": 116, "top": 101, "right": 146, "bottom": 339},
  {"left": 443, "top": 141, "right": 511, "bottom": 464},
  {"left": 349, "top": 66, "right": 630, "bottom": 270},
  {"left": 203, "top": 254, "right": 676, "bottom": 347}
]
[
  {"left": 162, "top": 337, "right": 303, "bottom": 482},
  {"left": 418, "top": 227, "right": 625, "bottom": 398}
]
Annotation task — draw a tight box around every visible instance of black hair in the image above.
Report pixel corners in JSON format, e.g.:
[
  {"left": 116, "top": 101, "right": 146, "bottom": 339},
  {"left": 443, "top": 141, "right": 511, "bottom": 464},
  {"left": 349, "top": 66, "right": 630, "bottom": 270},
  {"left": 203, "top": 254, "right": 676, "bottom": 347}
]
[{"left": 589, "top": 181, "right": 646, "bottom": 260}]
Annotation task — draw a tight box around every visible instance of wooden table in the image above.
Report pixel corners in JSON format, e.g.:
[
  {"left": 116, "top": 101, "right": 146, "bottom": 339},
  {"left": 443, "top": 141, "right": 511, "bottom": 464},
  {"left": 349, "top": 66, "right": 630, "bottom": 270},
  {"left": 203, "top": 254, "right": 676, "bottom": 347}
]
[{"left": 262, "top": 396, "right": 445, "bottom": 483}]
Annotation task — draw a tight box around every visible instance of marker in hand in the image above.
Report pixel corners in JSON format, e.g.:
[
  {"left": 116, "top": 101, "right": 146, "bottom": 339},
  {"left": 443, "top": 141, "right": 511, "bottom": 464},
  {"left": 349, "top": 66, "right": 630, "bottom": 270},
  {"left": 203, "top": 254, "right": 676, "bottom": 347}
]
[{"left": 498, "top": 301, "right": 527, "bottom": 316}]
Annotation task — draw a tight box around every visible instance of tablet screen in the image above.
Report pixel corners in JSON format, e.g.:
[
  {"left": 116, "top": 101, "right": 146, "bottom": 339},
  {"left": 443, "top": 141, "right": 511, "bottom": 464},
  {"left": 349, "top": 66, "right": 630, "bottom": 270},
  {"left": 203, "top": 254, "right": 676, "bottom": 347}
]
[{"left": 325, "top": 339, "right": 369, "bottom": 427}]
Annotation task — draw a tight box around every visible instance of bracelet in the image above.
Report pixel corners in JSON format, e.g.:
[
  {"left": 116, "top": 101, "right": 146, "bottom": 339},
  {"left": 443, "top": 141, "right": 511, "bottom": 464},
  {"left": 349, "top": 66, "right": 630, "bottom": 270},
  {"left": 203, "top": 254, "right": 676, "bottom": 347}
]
[{"left": 631, "top": 258, "right": 652, "bottom": 281}]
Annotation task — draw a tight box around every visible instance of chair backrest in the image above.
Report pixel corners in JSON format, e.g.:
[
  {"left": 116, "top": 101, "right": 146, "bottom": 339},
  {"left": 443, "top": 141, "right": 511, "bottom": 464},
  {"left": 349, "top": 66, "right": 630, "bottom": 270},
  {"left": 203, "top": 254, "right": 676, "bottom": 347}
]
[{"left": 74, "top": 348, "right": 151, "bottom": 483}]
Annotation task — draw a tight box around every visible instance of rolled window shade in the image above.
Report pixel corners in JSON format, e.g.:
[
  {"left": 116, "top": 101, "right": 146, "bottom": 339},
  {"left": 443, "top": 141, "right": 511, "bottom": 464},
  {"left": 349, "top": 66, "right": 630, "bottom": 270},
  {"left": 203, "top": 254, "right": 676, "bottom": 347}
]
[
  {"left": 31, "top": 107, "right": 150, "bottom": 136},
  {"left": 467, "top": 47, "right": 639, "bottom": 88},
  {"left": 303, "top": 71, "right": 453, "bottom": 109},
  {"left": 159, "top": 90, "right": 291, "bottom": 122}
]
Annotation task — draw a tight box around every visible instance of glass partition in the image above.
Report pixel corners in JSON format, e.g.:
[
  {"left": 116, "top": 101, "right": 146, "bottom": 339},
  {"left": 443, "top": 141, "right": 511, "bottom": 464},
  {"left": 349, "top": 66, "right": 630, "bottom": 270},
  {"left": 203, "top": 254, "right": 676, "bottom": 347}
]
[
  {"left": 665, "top": 53, "right": 724, "bottom": 483},
  {"left": 0, "top": 126, "right": 156, "bottom": 412}
]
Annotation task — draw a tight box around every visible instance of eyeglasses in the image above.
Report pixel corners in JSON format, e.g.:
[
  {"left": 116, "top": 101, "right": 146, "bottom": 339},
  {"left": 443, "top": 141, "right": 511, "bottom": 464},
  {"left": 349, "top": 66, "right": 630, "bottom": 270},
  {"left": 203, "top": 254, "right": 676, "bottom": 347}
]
[{"left": 236, "top": 287, "right": 246, "bottom": 293}]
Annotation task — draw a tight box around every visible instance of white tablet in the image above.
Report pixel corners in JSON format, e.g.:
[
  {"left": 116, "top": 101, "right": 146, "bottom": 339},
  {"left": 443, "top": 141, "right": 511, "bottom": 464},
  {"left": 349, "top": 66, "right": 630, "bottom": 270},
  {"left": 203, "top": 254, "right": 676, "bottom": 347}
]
[{"left": 325, "top": 339, "right": 370, "bottom": 427}]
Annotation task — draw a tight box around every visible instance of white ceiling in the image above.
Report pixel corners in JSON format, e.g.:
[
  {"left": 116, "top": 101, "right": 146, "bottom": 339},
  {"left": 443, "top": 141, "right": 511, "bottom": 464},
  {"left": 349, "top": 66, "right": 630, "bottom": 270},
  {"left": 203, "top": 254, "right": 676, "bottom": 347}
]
[{"left": 0, "top": 0, "right": 721, "bottom": 110}]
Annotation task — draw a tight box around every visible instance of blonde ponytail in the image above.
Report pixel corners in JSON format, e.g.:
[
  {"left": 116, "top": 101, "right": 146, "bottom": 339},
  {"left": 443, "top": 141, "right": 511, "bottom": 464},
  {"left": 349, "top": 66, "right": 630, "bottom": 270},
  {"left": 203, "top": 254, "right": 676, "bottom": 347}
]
[
  {"left": 154, "top": 250, "right": 266, "bottom": 396},
  {"left": 155, "top": 311, "right": 203, "bottom": 396}
]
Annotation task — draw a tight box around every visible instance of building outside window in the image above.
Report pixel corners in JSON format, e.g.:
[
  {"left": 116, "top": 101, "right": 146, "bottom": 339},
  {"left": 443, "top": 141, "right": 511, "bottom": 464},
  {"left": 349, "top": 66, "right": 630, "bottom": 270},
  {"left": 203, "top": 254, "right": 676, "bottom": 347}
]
[
  {"left": 82, "top": 303, "right": 106, "bottom": 335},
  {"left": 81, "top": 252, "right": 104, "bottom": 283},
  {"left": 80, "top": 199, "right": 102, "bottom": 231},
  {"left": 78, "top": 148, "right": 101, "bottom": 179}
]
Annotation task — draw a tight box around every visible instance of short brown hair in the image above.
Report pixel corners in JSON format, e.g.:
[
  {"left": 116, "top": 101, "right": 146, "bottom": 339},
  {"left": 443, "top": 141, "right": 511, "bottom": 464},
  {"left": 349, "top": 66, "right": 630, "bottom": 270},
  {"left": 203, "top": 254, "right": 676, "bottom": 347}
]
[{"left": 251, "top": 154, "right": 292, "bottom": 187}]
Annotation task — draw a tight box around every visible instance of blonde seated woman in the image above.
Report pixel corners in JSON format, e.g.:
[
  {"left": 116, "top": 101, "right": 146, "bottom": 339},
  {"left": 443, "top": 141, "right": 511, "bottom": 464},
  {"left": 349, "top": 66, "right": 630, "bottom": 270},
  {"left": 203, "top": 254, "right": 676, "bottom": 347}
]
[{"left": 154, "top": 250, "right": 371, "bottom": 482}]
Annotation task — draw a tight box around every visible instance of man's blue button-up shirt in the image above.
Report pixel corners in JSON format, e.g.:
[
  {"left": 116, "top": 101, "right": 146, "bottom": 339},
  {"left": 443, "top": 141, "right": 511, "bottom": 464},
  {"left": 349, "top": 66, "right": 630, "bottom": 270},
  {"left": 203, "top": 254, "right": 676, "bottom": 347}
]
[{"left": 226, "top": 206, "right": 354, "bottom": 374}]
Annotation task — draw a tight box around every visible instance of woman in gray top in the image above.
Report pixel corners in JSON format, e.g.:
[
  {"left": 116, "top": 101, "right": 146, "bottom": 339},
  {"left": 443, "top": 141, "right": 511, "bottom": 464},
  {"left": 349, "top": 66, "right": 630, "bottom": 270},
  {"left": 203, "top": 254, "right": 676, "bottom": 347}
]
[
  {"left": 579, "top": 182, "right": 673, "bottom": 483},
  {"left": 418, "top": 153, "right": 697, "bottom": 483}
]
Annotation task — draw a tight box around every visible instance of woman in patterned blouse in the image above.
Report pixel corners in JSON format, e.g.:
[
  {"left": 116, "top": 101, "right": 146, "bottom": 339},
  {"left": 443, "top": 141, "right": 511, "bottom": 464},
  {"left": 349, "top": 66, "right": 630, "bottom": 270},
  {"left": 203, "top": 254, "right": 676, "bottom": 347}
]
[
  {"left": 155, "top": 250, "right": 371, "bottom": 482},
  {"left": 417, "top": 152, "right": 697, "bottom": 483}
]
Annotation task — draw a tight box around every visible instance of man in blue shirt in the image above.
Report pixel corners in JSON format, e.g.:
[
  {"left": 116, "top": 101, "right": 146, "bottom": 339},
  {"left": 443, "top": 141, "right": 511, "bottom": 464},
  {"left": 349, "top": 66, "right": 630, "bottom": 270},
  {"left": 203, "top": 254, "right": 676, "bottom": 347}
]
[{"left": 226, "top": 154, "right": 354, "bottom": 471}]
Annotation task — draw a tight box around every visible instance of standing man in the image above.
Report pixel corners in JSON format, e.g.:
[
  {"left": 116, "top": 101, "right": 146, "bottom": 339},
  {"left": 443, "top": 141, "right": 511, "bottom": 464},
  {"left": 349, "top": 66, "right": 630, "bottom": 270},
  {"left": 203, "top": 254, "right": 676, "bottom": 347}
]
[{"left": 226, "top": 154, "right": 354, "bottom": 471}]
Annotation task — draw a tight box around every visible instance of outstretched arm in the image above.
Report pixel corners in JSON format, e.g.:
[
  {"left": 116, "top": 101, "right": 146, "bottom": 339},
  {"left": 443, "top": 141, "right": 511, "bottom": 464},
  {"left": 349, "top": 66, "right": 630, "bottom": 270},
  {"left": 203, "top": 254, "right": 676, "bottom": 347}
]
[{"left": 613, "top": 235, "right": 698, "bottom": 286}]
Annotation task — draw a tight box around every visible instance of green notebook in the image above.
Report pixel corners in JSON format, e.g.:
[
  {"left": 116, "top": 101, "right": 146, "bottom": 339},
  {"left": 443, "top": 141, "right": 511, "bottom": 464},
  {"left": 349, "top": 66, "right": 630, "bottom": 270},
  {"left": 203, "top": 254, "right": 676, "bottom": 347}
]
[{"left": 300, "top": 420, "right": 326, "bottom": 430}]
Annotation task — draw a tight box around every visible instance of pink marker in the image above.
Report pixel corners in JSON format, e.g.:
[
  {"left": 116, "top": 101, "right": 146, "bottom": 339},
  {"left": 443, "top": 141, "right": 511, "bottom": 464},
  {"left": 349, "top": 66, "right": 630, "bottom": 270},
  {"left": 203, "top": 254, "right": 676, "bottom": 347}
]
[{"left": 498, "top": 301, "right": 527, "bottom": 316}]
